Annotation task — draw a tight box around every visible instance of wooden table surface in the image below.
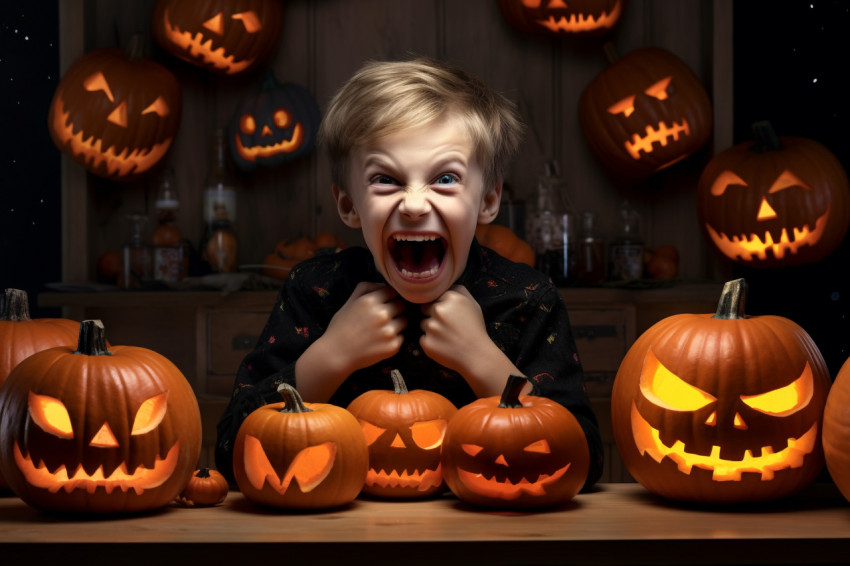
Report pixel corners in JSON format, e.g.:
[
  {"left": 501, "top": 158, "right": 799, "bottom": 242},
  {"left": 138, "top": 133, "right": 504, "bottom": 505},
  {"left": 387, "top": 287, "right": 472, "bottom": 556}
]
[{"left": 2, "top": 483, "right": 849, "bottom": 565}]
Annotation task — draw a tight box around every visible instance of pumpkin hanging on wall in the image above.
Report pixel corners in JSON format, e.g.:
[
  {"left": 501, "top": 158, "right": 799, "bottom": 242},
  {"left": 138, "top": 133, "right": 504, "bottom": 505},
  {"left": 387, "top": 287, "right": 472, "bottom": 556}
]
[
  {"left": 498, "top": 0, "right": 625, "bottom": 38},
  {"left": 696, "top": 121, "right": 850, "bottom": 268},
  {"left": 233, "top": 383, "right": 368, "bottom": 510},
  {"left": 0, "top": 320, "right": 201, "bottom": 514},
  {"left": 441, "top": 375, "right": 590, "bottom": 509},
  {"left": 346, "top": 369, "right": 457, "bottom": 499},
  {"left": 578, "top": 46, "right": 712, "bottom": 180},
  {"left": 151, "top": 0, "right": 283, "bottom": 76},
  {"left": 227, "top": 73, "right": 321, "bottom": 171},
  {"left": 610, "top": 279, "right": 830, "bottom": 504},
  {"left": 47, "top": 35, "right": 181, "bottom": 182}
]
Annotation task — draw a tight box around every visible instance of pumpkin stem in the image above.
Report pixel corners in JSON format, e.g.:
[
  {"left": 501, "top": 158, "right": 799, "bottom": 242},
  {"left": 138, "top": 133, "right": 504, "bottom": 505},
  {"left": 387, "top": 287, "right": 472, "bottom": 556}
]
[
  {"left": 196, "top": 468, "right": 212, "bottom": 479},
  {"left": 390, "top": 369, "right": 409, "bottom": 395},
  {"left": 713, "top": 278, "right": 748, "bottom": 320},
  {"left": 277, "top": 383, "right": 313, "bottom": 413},
  {"left": 750, "top": 121, "right": 782, "bottom": 153},
  {"left": 498, "top": 374, "right": 528, "bottom": 409},
  {"left": 261, "top": 69, "right": 279, "bottom": 90},
  {"left": 1, "top": 289, "right": 31, "bottom": 322},
  {"left": 74, "top": 319, "right": 112, "bottom": 356},
  {"left": 602, "top": 41, "right": 620, "bottom": 65}
]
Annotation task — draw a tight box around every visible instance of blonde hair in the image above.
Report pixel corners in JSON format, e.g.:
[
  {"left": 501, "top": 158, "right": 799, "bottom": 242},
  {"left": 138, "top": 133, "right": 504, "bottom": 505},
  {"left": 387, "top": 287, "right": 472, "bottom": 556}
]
[{"left": 319, "top": 57, "right": 525, "bottom": 191}]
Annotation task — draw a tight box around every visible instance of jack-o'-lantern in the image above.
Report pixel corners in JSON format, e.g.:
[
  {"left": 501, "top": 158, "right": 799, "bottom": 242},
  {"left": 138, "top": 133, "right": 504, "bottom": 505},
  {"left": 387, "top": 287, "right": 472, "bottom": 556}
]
[
  {"left": 611, "top": 279, "right": 830, "bottom": 504},
  {"left": 228, "top": 73, "right": 320, "bottom": 171},
  {"left": 499, "top": 0, "right": 624, "bottom": 37},
  {"left": 347, "top": 369, "right": 457, "bottom": 499},
  {"left": 697, "top": 122, "right": 850, "bottom": 268},
  {"left": 152, "top": 0, "right": 283, "bottom": 76},
  {"left": 579, "top": 46, "right": 712, "bottom": 180},
  {"left": 441, "top": 375, "right": 590, "bottom": 508},
  {"left": 0, "top": 320, "right": 201, "bottom": 514},
  {"left": 47, "top": 35, "right": 181, "bottom": 182},
  {"left": 233, "top": 383, "right": 368, "bottom": 510}
]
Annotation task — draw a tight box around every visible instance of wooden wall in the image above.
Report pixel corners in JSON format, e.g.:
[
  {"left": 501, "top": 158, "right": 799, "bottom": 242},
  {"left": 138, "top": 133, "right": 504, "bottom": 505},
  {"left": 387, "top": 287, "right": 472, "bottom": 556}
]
[{"left": 59, "top": 0, "right": 732, "bottom": 284}]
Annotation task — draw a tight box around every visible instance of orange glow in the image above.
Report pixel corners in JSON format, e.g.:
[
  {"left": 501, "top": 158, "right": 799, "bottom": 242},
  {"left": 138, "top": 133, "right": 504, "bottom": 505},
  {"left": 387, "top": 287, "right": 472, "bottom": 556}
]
[
  {"left": 741, "top": 364, "right": 814, "bottom": 416},
  {"left": 410, "top": 420, "right": 447, "bottom": 450},
  {"left": 28, "top": 392, "right": 73, "bottom": 439},
  {"left": 534, "top": 0, "right": 622, "bottom": 33},
  {"left": 359, "top": 421, "right": 386, "bottom": 445},
  {"left": 644, "top": 76, "right": 672, "bottom": 100},
  {"left": 202, "top": 12, "right": 224, "bottom": 35},
  {"left": 524, "top": 439, "right": 551, "bottom": 454},
  {"left": 757, "top": 197, "right": 778, "bottom": 220},
  {"left": 456, "top": 463, "right": 571, "bottom": 500},
  {"left": 640, "top": 349, "right": 716, "bottom": 411},
  {"left": 232, "top": 124, "right": 305, "bottom": 163},
  {"left": 710, "top": 170, "right": 748, "bottom": 196},
  {"left": 232, "top": 11, "right": 261, "bottom": 33},
  {"left": 607, "top": 95, "right": 635, "bottom": 118},
  {"left": 770, "top": 170, "right": 813, "bottom": 193},
  {"left": 242, "top": 435, "right": 336, "bottom": 494},
  {"left": 83, "top": 72, "right": 114, "bottom": 102},
  {"left": 107, "top": 101, "right": 128, "bottom": 127},
  {"left": 161, "top": 8, "right": 254, "bottom": 74},
  {"left": 142, "top": 96, "right": 170, "bottom": 117},
  {"left": 365, "top": 465, "right": 443, "bottom": 491},
  {"left": 624, "top": 119, "right": 691, "bottom": 160},
  {"left": 131, "top": 392, "right": 169, "bottom": 435},
  {"left": 14, "top": 441, "right": 180, "bottom": 495},
  {"left": 89, "top": 423, "right": 119, "bottom": 448}
]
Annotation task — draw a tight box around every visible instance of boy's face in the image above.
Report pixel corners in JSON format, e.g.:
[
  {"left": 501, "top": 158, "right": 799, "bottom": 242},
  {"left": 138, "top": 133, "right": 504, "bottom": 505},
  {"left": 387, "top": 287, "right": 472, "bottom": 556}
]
[{"left": 335, "top": 116, "right": 500, "bottom": 304}]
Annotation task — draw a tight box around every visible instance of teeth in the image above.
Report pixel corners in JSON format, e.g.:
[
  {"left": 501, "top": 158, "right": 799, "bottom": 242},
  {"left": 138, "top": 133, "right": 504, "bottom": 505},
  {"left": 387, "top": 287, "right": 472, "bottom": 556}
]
[
  {"left": 393, "top": 234, "right": 439, "bottom": 242},
  {"left": 401, "top": 266, "right": 439, "bottom": 279}
]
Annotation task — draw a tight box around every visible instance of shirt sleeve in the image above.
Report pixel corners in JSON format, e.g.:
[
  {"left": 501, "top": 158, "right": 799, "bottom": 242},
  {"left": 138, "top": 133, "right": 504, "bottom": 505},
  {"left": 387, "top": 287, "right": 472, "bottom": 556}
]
[{"left": 513, "top": 285, "right": 605, "bottom": 491}]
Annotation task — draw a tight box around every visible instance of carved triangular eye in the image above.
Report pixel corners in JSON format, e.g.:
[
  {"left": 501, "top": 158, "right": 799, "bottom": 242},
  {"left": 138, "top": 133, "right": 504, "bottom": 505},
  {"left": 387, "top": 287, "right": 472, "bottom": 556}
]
[
  {"left": 142, "top": 96, "right": 170, "bottom": 117},
  {"left": 523, "top": 439, "right": 551, "bottom": 454},
  {"left": 131, "top": 392, "right": 168, "bottom": 435},
  {"left": 28, "top": 392, "right": 74, "bottom": 439},
  {"left": 410, "top": 420, "right": 447, "bottom": 450},
  {"left": 710, "top": 170, "right": 748, "bottom": 196},
  {"left": 769, "top": 169, "right": 813, "bottom": 193},
  {"left": 232, "top": 11, "right": 261, "bottom": 33},
  {"left": 461, "top": 444, "right": 484, "bottom": 457},
  {"left": 741, "top": 363, "right": 814, "bottom": 417},
  {"left": 640, "top": 349, "right": 716, "bottom": 411},
  {"left": 83, "top": 71, "right": 114, "bottom": 102},
  {"left": 202, "top": 12, "right": 224, "bottom": 34},
  {"left": 607, "top": 95, "right": 635, "bottom": 118},
  {"left": 645, "top": 76, "right": 672, "bottom": 101},
  {"left": 359, "top": 420, "right": 386, "bottom": 445}
]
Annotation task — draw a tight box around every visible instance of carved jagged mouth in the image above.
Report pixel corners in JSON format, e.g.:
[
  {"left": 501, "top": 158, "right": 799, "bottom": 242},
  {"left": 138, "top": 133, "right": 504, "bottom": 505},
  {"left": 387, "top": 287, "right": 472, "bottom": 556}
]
[
  {"left": 706, "top": 209, "right": 828, "bottom": 262},
  {"left": 51, "top": 96, "right": 172, "bottom": 178},
  {"left": 233, "top": 126, "right": 304, "bottom": 162},
  {"left": 161, "top": 9, "right": 253, "bottom": 74},
  {"left": 624, "top": 119, "right": 691, "bottom": 160},
  {"left": 366, "top": 466, "right": 443, "bottom": 491},
  {"left": 14, "top": 441, "right": 179, "bottom": 495},
  {"left": 456, "top": 464, "right": 570, "bottom": 500},
  {"left": 630, "top": 403, "right": 817, "bottom": 481},
  {"left": 536, "top": 1, "right": 622, "bottom": 33},
  {"left": 388, "top": 234, "right": 448, "bottom": 279}
]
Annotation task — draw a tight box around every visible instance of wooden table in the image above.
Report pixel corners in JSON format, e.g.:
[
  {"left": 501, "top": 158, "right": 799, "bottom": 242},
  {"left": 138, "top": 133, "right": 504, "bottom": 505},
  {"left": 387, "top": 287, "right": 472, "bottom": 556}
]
[{"left": 2, "top": 483, "right": 849, "bottom": 565}]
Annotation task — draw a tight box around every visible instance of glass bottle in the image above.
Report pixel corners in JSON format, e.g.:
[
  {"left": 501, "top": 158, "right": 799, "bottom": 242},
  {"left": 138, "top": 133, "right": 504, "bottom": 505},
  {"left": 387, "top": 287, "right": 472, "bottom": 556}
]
[
  {"left": 528, "top": 161, "right": 576, "bottom": 286},
  {"left": 608, "top": 201, "right": 644, "bottom": 282},
  {"left": 152, "top": 168, "right": 190, "bottom": 282},
  {"left": 200, "top": 128, "right": 238, "bottom": 273},
  {"left": 119, "top": 214, "right": 152, "bottom": 289},
  {"left": 577, "top": 211, "right": 605, "bottom": 285}
]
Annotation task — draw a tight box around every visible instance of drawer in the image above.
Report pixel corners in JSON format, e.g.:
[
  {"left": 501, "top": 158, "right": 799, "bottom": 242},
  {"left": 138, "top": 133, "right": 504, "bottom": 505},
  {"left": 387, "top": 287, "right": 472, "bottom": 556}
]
[
  {"left": 206, "top": 311, "right": 269, "bottom": 376},
  {"left": 567, "top": 306, "right": 635, "bottom": 398}
]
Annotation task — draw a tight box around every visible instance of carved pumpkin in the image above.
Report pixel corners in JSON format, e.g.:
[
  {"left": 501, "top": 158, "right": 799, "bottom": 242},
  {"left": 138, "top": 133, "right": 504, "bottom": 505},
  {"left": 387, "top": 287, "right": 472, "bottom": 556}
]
[
  {"left": 0, "top": 289, "right": 81, "bottom": 491},
  {"left": 228, "top": 73, "right": 320, "bottom": 171},
  {"left": 233, "top": 383, "right": 368, "bottom": 510},
  {"left": 697, "top": 122, "right": 850, "bottom": 268},
  {"left": 176, "top": 468, "right": 229, "bottom": 507},
  {"left": 0, "top": 320, "right": 201, "bottom": 514},
  {"left": 498, "top": 0, "right": 624, "bottom": 37},
  {"left": 578, "top": 46, "right": 712, "bottom": 180},
  {"left": 47, "top": 35, "right": 181, "bottom": 182},
  {"left": 346, "top": 369, "right": 457, "bottom": 499},
  {"left": 151, "top": 0, "right": 283, "bottom": 76},
  {"left": 475, "top": 224, "right": 535, "bottom": 266},
  {"left": 441, "top": 375, "right": 590, "bottom": 508},
  {"left": 611, "top": 279, "right": 830, "bottom": 504},
  {"left": 823, "top": 358, "right": 850, "bottom": 504}
]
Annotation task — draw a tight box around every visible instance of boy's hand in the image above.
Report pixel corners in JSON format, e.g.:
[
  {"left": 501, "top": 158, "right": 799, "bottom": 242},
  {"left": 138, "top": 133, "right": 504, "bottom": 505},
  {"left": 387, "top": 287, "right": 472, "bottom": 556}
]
[
  {"left": 419, "top": 285, "right": 491, "bottom": 376},
  {"left": 322, "top": 281, "right": 407, "bottom": 371}
]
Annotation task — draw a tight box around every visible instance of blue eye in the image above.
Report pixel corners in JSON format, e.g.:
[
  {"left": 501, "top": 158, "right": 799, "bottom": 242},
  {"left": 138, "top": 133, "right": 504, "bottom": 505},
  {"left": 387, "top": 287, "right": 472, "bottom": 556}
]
[
  {"left": 371, "top": 175, "right": 399, "bottom": 185},
  {"left": 435, "top": 174, "right": 457, "bottom": 185}
]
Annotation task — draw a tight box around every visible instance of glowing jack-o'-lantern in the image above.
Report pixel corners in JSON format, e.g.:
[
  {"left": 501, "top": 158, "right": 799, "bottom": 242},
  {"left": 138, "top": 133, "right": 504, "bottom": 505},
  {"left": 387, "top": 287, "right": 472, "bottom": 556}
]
[
  {"left": 579, "top": 46, "right": 712, "bottom": 180},
  {"left": 441, "top": 375, "right": 590, "bottom": 509},
  {"left": 233, "top": 383, "right": 368, "bottom": 510},
  {"left": 498, "top": 0, "right": 624, "bottom": 37},
  {"left": 611, "top": 279, "right": 830, "bottom": 504},
  {"left": 0, "top": 320, "right": 201, "bottom": 514},
  {"left": 152, "top": 0, "right": 283, "bottom": 76},
  {"left": 227, "top": 73, "right": 320, "bottom": 171},
  {"left": 697, "top": 122, "right": 850, "bottom": 268},
  {"left": 47, "top": 35, "right": 181, "bottom": 182},
  {"left": 346, "top": 369, "right": 457, "bottom": 499}
]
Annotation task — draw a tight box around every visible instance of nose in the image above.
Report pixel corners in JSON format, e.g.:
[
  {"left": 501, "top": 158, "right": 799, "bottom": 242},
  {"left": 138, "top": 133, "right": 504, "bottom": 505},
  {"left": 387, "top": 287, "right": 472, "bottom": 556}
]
[{"left": 398, "top": 187, "right": 432, "bottom": 219}]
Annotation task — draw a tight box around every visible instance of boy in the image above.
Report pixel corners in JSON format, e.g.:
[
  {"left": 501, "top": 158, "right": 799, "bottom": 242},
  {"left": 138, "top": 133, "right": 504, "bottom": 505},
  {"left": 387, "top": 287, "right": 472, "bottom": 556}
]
[{"left": 215, "top": 57, "right": 602, "bottom": 488}]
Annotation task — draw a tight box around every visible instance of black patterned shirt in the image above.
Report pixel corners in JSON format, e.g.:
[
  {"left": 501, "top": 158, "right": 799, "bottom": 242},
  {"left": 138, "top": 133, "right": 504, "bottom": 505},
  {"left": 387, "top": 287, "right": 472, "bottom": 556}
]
[{"left": 215, "top": 239, "right": 603, "bottom": 488}]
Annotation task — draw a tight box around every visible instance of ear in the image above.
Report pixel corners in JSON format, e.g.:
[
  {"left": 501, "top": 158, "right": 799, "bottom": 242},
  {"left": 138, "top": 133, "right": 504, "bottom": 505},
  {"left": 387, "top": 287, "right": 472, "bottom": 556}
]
[
  {"left": 477, "top": 183, "right": 502, "bottom": 224},
  {"left": 333, "top": 184, "right": 361, "bottom": 228}
]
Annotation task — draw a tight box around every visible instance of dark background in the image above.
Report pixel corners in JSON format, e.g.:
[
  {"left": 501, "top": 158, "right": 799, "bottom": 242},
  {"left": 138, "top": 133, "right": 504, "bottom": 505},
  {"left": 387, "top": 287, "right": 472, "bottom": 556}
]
[{"left": 2, "top": 1, "right": 849, "bottom": 373}]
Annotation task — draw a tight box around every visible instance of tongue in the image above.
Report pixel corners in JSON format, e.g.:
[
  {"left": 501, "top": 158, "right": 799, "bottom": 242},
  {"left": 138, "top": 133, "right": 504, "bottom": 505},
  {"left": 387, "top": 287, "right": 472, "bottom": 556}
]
[{"left": 394, "top": 240, "right": 443, "bottom": 274}]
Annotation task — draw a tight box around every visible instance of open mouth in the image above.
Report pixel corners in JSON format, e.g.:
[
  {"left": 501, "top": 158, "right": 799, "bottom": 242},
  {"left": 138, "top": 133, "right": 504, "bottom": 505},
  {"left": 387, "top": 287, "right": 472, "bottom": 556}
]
[{"left": 388, "top": 234, "right": 448, "bottom": 280}]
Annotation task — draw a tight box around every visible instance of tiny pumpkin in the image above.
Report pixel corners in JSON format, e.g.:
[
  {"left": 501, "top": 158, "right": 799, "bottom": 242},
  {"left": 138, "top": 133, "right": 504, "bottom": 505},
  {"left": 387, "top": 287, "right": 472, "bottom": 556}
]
[
  {"left": 0, "top": 320, "right": 202, "bottom": 514},
  {"left": 610, "top": 279, "right": 830, "bottom": 504},
  {"left": 441, "top": 375, "right": 590, "bottom": 509},
  {"left": 347, "top": 369, "right": 457, "bottom": 499},
  {"left": 176, "top": 468, "right": 229, "bottom": 507},
  {"left": 233, "top": 383, "right": 368, "bottom": 510}
]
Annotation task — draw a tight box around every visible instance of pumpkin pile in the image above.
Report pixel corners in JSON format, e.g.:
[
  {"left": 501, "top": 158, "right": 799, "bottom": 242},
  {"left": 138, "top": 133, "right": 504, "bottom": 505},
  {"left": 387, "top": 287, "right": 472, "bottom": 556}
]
[{"left": 262, "top": 232, "right": 346, "bottom": 279}]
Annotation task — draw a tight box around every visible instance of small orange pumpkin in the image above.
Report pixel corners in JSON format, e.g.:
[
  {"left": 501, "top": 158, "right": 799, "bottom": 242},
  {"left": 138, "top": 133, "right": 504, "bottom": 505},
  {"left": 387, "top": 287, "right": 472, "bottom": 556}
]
[
  {"left": 177, "top": 468, "right": 229, "bottom": 507},
  {"left": 475, "top": 224, "right": 535, "bottom": 266}
]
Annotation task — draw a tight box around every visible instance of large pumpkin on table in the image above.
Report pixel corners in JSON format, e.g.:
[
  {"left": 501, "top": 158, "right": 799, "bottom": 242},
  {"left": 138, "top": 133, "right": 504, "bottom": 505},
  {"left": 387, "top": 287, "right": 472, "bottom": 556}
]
[
  {"left": 822, "top": 358, "right": 850, "bottom": 504},
  {"left": 498, "top": 0, "right": 624, "bottom": 37},
  {"left": 47, "top": 35, "right": 181, "bottom": 182},
  {"left": 579, "top": 46, "right": 712, "bottom": 180},
  {"left": 611, "top": 279, "right": 830, "bottom": 504},
  {"left": 0, "top": 320, "right": 201, "bottom": 514},
  {"left": 441, "top": 375, "right": 589, "bottom": 508},
  {"left": 697, "top": 121, "right": 850, "bottom": 268},
  {"left": 152, "top": 0, "right": 283, "bottom": 76}
]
